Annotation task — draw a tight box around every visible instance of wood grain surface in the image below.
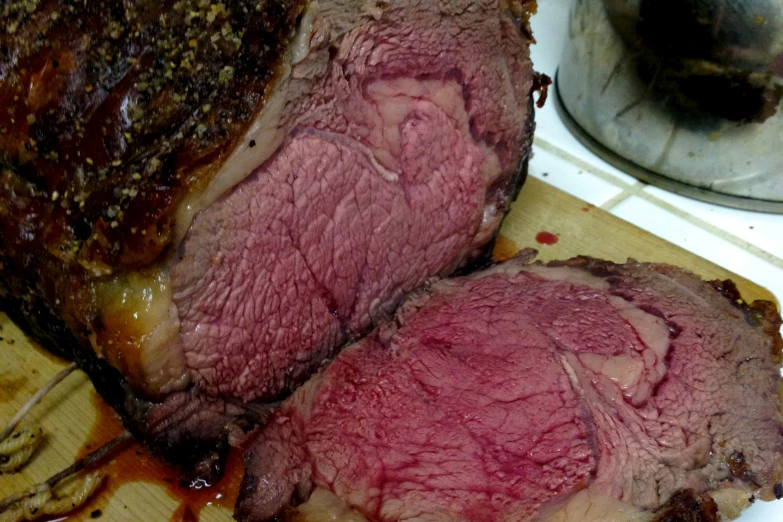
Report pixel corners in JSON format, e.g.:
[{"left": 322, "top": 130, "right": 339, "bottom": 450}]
[{"left": 0, "top": 178, "right": 777, "bottom": 521}]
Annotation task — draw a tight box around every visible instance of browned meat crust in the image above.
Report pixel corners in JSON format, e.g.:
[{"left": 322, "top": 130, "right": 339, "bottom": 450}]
[
  {"left": 0, "top": 0, "right": 305, "bottom": 353},
  {"left": 652, "top": 490, "right": 719, "bottom": 522}
]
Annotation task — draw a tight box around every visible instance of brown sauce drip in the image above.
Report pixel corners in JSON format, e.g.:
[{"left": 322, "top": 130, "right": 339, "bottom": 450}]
[
  {"left": 50, "top": 391, "right": 243, "bottom": 521},
  {"left": 0, "top": 375, "right": 29, "bottom": 403},
  {"left": 492, "top": 235, "right": 520, "bottom": 262}
]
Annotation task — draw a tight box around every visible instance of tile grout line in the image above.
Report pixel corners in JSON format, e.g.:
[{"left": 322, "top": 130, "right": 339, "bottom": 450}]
[
  {"left": 635, "top": 190, "right": 783, "bottom": 271},
  {"left": 600, "top": 182, "right": 645, "bottom": 211},
  {"left": 533, "top": 136, "right": 634, "bottom": 190},
  {"left": 533, "top": 136, "right": 783, "bottom": 270}
]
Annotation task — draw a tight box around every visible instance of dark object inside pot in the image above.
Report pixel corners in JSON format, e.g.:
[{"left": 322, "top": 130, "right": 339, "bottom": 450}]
[{"left": 605, "top": 0, "right": 783, "bottom": 123}]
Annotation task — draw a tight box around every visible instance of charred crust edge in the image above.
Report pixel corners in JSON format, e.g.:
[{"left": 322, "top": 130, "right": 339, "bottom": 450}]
[
  {"left": 711, "top": 279, "right": 783, "bottom": 361},
  {"left": 465, "top": 95, "right": 537, "bottom": 276},
  {"left": 652, "top": 490, "right": 719, "bottom": 522}
]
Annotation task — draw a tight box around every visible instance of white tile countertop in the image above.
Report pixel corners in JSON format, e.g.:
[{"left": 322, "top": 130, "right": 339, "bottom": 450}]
[
  {"left": 529, "top": 4, "right": 783, "bottom": 521},
  {"left": 529, "top": 1, "right": 783, "bottom": 307}
]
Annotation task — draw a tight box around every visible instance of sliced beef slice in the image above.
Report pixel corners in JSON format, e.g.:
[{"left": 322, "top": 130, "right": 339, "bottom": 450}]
[
  {"left": 170, "top": 0, "right": 537, "bottom": 402},
  {"left": 237, "top": 253, "right": 783, "bottom": 522},
  {"left": 0, "top": 0, "right": 539, "bottom": 468}
]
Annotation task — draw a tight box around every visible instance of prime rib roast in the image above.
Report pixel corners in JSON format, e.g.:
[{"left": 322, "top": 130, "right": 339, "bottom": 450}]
[
  {"left": 3, "top": 1, "right": 782, "bottom": 520},
  {"left": 0, "top": 0, "right": 539, "bottom": 474},
  {"left": 237, "top": 251, "right": 783, "bottom": 522}
]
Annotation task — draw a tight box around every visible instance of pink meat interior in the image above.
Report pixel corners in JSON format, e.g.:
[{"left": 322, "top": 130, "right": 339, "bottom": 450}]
[{"left": 170, "top": 10, "right": 533, "bottom": 401}]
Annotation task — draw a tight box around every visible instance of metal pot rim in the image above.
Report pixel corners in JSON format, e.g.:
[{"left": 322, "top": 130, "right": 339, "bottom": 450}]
[{"left": 554, "top": 71, "right": 783, "bottom": 214}]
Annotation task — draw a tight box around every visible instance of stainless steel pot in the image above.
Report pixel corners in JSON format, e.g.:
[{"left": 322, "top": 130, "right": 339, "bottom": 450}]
[{"left": 556, "top": 0, "right": 783, "bottom": 212}]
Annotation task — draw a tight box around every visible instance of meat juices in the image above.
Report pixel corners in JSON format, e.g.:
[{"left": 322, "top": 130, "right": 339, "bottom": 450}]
[
  {"left": 0, "top": 0, "right": 539, "bottom": 472},
  {"left": 237, "top": 253, "right": 783, "bottom": 522}
]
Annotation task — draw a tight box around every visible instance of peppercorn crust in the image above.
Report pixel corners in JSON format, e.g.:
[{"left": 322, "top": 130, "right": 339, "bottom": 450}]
[{"left": 0, "top": 0, "right": 305, "bottom": 349}]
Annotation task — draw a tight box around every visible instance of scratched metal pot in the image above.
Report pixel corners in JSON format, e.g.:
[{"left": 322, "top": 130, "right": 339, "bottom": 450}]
[{"left": 556, "top": 0, "right": 783, "bottom": 212}]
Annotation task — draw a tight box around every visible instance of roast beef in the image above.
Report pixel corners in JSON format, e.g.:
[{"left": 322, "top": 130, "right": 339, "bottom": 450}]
[
  {"left": 236, "top": 251, "right": 783, "bottom": 522},
  {"left": 0, "top": 0, "right": 539, "bottom": 470}
]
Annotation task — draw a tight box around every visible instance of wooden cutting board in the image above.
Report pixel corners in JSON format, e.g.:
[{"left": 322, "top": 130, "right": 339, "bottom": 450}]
[{"left": 0, "top": 177, "right": 776, "bottom": 521}]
